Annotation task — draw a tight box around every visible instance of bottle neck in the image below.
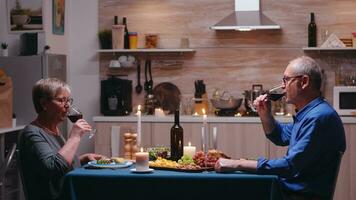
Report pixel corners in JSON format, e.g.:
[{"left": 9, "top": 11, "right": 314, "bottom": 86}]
[
  {"left": 114, "top": 16, "right": 118, "bottom": 25},
  {"left": 174, "top": 110, "right": 180, "bottom": 125},
  {"left": 310, "top": 13, "right": 315, "bottom": 22},
  {"left": 123, "top": 17, "right": 127, "bottom": 26}
]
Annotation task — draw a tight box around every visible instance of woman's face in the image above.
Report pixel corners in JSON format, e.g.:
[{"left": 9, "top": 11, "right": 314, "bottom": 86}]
[{"left": 42, "top": 89, "right": 70, "bottom": 122}]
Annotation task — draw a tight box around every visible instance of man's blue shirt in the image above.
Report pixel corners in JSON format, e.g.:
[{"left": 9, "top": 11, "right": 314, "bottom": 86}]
[{"left": 257, "top": 97, "right": 346, "bottom": 197}]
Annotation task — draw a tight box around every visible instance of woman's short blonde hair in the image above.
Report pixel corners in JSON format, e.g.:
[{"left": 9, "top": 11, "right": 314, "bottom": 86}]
[{"left": 32, "top": 78, "right": 71, "bottom": 113}]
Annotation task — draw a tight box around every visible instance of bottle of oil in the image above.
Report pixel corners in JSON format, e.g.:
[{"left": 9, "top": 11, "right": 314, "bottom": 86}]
[
  {"left": 122, "top": 17, "right": 130, "bottom": 49},
  {"left": 308, "top": 12, "right": 317, "bottom": 47},
  {"left": 170, "top": 110, "right": 183, "bottom": 161}
]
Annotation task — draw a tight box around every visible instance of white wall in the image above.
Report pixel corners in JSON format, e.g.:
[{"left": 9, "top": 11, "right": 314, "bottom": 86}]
[
  {"left": 1, "top": 0, "right": 100, "bottom": 154},
  {"left": 66, "top": 0, "right": 99, "bottom": 153}
]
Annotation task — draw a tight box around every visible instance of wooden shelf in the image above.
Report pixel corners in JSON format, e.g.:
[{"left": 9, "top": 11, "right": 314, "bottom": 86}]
[
  {"left": 97, "top": 48, "right": 195, "bottom": 53},
  {"left": 303, "top": 47, "right": 356, "bottom": 51}
]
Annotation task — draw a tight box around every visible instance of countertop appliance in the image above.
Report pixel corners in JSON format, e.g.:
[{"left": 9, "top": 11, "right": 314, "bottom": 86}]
[
  {"left": 100, "top": 77, "right": 132, "bottom": 116},
  {"left": 333, "top": 86, "right": 356, "bottom": 116}
]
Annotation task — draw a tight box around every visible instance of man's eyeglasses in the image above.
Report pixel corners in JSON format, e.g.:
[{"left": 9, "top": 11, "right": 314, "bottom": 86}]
[
  {"left": 52, "top": 97, "right": 73, "bottom": 105},
  {"left": 282, "top": 75, "right": 303, "bottom": 84}
]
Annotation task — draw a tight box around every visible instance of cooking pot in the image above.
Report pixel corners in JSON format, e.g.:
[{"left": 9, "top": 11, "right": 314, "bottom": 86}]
[{"left": 211, "top": 98, "right": 243, "bottom": 110}]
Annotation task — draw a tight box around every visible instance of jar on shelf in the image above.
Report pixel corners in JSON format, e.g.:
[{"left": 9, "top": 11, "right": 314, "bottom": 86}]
[
  {"left": 145, "top": 33, "right": 159, "bottom": 48},
  {"left": 129, "top": 32, "right": 138, "bottom": 49}
]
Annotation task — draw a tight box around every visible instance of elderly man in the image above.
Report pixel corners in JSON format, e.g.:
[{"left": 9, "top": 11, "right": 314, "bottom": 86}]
[{"left": 215, "top": 56, "right": 346, "bottom": 200}]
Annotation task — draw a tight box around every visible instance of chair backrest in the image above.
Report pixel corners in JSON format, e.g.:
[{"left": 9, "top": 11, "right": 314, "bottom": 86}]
[
  {"left": 17, "top": 148, "right": 28, "bottom": 200},
  {"left": 0, "top": 143, "right": 17, "bottom": 183},
  {"left": 329, "top": 151, "right": 344, "bottom": 200}
]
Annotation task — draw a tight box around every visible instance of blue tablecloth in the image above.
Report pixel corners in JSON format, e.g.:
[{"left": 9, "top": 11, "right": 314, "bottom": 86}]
[{"left": 61, "top": 166, "right": 284, "bottom": 200}]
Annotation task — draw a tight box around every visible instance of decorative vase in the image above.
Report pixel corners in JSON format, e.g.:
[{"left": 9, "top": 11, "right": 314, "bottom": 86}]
[{"left": 1, "top": 49, "right": 8, "bottom": 57}]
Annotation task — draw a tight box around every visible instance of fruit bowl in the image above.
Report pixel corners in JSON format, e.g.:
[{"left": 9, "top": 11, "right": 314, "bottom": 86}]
[{"left": 210, "top": 98, "right": 243, "bottom": 110}]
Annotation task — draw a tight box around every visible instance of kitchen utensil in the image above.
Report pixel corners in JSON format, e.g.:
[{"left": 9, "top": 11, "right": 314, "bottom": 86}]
[
  {"left": 153, "top": 82, "right": 181, "bottom": 114},
  {"left": 135, "top": 60, "right": 142, "bottom": 94},
  {"left": 243, "top": 84, "right": 265, "bottom": 114},
  {"left": 144, "top": 60, "right": 149, "bottom": 93},
  {"left": 211, "top": 98, "right": 243, "bottom": 110},
  {"left": 148, "top": 60, "right": 153, "bottom": 90}
]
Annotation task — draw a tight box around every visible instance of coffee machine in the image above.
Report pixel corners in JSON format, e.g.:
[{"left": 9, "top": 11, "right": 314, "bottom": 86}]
[{"left": 101, "top": 77, "right": 132, "bottom": 116}]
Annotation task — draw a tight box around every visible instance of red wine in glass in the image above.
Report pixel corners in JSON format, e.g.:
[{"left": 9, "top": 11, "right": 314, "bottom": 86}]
[
  {"left": 268, "top": 93, "right": 286, "bottom": 101},
  {"left": 67, "top": 114, "right": 83, "bottom": 123}
]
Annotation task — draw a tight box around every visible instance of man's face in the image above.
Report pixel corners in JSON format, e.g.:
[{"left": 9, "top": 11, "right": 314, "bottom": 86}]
[{"left": 283, "top": 65, "right": 303, "bottom": 105}]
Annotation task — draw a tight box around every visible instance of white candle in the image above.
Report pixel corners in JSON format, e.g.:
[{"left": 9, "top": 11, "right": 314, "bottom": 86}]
[
  {"left": 154, "top": 108, "right": 165, "bottom": 117},
  {"left": 213, "top": 127, "right": 217, "bottom": 150},
  {"left": 183, "top": 142, "right": 196, "bottom": 158},
  {"left": 137, "top": 105, "right": 142, "bottom": 147},
  {"left": 135, "top": 147, "right": 149, "bottom": 171},
  {"left": 201, "top": 126, "right": 206, "bottom": 153},
  {"left": 202, "top": 109, "right": 208, "bottom": 152}
]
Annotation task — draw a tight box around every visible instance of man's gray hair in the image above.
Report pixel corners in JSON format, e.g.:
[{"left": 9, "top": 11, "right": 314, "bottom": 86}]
[
  {"left": 32, "top": 78, "right": 71, "bottom": 113},
  {"left": 289, "top": 56, "right": 322, "bottom": 90}
]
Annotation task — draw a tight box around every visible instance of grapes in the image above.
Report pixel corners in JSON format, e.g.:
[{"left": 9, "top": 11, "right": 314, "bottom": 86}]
[{"left": 193, "top": 150, "right": 229, "bottom": 167}]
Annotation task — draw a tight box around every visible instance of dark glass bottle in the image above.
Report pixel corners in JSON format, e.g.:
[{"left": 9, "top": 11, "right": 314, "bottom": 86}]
[
  {"left": 170, "top": 110, "right": 183, "bottom": 161},
  {"left": 122, "top": 17, "right": 130, "bottom": 49},
  {"left": 308, "top": 12, "right": 317, "bottom": 47},
  {"left": 114, "top": 16, "right": 118, "bottom": 25}
]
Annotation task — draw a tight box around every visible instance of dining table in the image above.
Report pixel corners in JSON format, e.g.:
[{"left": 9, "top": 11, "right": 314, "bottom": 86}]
[{"left": 60, "top": 164, "right": 284, "bottom": 200}]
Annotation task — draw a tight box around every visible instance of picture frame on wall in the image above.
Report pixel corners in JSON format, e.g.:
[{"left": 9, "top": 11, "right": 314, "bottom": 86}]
[
  {"left": 52, "top": 0, "right": 65, "bottom": 35},
  {"left": 6, "top": 0, "right": 43, "bottom": 33}
]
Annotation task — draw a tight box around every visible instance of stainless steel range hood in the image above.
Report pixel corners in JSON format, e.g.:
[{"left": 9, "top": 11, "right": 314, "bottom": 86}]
[{"left": 210, "top": 0, "right": 280, "bottom": 31}]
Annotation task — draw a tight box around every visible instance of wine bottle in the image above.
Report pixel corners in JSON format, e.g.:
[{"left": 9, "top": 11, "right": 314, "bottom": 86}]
[
  {"left": 170, "top": 110, "right": 184, "bottom": 161},
  {"left": 308, "top": 12, "right": 317, "bottom": 47},
  {"left": 123, "top": 17, "right": 130, "bottom": 49}
]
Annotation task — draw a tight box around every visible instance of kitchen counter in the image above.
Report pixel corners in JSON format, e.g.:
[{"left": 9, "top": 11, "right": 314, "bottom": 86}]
[{"left": 93, "top": 115, "right": 356, "bottom": 124}]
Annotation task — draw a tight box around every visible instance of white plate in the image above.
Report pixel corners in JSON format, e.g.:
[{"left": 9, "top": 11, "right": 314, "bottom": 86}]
[
  {"left": 130, "top": 168, "right": 154, "bottom": 173},
  {"left": 87, "top": 160, "right": 133, "bottom": 169}
]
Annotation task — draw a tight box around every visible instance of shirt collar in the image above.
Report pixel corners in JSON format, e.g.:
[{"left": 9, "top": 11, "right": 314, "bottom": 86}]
[{"left": 294, "top": 97, "right": 324, "bottom": 122}]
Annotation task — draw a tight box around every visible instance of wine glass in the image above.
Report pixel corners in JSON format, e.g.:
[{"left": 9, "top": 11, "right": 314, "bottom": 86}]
[
  {"left": 67, "top": 105, "right": 97, "bottom": 139},
  {"left": 249, "top": 83, "right": 285, "bottom": 112}
]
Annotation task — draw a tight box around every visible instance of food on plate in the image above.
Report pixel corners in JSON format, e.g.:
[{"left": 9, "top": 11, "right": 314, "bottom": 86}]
[
  {"left": 95, "top": 157, "right": 127, "bottom": 165},
  {"left": 193, "top": 149, "right": 230, "bottom": 167},
  {"left": 96, "top": 158, "right": 113, "bottom": 165},
  {"left": 149, "top": 157, "right": 179, "bottom": 168},
  {"left": 149, "top": 157, "right": 202, "bottom": 171},
  {"left": 178, "top": 155, "right": 194, "bottom": 165},
  {"left": 111, "top": 157, "right": 126, "bottom": 164},
  {"left": 148, "top": 146, "right": 170, "bottom": 160}
]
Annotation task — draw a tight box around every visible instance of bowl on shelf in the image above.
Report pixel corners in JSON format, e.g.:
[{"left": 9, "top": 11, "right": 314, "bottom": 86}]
[{"left": 210, "top": 98, "right": 243, "bottom": 110}]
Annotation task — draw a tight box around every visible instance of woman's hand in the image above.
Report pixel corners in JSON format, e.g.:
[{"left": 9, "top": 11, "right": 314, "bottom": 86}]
[
  {"left": 69, "top": 119, "right": 92, "bottom": 138},
  {"left": 79, "top": 153, "right": 104, "bottom": 164}
]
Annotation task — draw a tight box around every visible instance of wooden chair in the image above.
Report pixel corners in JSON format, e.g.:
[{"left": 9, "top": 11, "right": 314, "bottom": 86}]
[{"left": 329, "top": 151, "right": 344, "bottom": 200}]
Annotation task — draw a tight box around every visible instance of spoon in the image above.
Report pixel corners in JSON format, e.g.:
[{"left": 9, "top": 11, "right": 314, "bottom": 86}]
[{"left": 135, "top": 61, "right": 142, "bottom": 94}]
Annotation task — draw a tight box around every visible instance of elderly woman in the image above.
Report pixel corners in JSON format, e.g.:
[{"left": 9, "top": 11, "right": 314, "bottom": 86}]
[{"left": 18, "top": 78, "right": 103, "bottom": 200}]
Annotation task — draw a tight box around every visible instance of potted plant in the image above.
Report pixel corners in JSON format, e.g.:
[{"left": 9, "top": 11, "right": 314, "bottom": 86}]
[
  {"left": 1, "top": 43, "right": 8, "bottom": 57},
  {"left": 98, "top": 29, "right": 112, "bottom": 49},
  {"left": 10, "top": 0, "right": 31, "bottom": 28}
]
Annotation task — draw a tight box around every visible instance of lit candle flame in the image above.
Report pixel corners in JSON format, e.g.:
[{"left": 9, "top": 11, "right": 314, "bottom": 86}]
[
  {"left": 140, "top": 147, "right": 143, "bottom": 152},
  {"left": 202, "top": 108, "right": 206, "bottom": 115},
  {"left": 138, "top": 105, "right": 141, "bottom": 111},
  {"left": 188, "top": 142, "right": 191, "bottom": 146}
]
